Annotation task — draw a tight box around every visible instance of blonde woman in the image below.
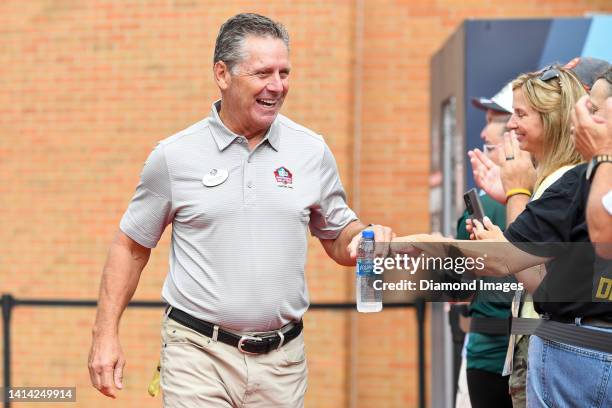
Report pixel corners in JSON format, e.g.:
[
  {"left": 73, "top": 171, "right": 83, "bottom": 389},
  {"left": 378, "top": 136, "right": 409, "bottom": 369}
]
[
  {"left": 470, "top": 65, "right": 588, "bottom": 219},
  {"left": 470, "top": 65, "right": 587, "bottom": 408},
  {"left": 471, "top": 61, "right": 610, "bottom": 407}
]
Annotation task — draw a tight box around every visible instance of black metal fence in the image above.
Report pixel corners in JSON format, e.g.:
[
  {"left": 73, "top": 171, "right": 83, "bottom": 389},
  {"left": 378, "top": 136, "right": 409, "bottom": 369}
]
[{"left": 1, "top": 294, "right": 426, "bottom": 408}]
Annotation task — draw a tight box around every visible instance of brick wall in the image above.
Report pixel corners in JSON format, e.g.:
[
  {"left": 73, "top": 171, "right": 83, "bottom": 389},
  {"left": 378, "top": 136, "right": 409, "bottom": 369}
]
[{"left": 1, "top": 1, "right": 610, "bottom": 407}]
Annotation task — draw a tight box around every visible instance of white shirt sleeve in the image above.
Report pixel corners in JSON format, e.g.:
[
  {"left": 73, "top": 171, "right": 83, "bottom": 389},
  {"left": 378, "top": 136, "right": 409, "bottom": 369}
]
[
  {"left": 309, "top": 142, "right": 358, "bottom": 239},
  {"left": 602, "top": 189, "right": 612, "bottom": 216},
  {"left": 120, "top": 143, "right": 174, "bottom": 248}
]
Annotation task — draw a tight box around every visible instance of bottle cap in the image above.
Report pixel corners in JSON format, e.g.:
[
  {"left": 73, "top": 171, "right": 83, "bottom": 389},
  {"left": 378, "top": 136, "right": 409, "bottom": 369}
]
[{"left": 361, "top": 230, "right": 375, "bottom": 239}]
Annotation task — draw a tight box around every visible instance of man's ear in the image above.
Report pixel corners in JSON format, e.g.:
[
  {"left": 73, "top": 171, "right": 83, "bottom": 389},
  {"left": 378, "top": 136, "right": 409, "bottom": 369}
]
[{"left": 214, "top": 61, "right": 231, "bottom": 91}]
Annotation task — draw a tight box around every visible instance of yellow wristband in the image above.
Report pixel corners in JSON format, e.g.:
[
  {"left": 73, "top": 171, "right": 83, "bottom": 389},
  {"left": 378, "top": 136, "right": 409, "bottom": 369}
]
[{"left": 505, "top": 188, "right": 532, "bottom": 202}]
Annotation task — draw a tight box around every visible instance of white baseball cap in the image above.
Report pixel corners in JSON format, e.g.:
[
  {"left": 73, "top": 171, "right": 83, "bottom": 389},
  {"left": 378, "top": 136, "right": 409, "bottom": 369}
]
[{"left": 471, "top": 82, "right": 513, "bottom": 114}]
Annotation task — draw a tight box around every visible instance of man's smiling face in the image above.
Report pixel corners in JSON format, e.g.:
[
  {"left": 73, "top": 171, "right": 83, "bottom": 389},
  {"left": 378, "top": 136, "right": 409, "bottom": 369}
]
[{"left": 217, "top": 35, "right": 291, "bottom": 139}]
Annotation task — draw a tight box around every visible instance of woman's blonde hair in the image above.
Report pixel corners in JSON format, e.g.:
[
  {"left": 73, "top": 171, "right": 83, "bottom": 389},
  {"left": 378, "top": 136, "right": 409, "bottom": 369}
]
[{"left": 512, "top": 65, "right": 585, "bottom": 188}]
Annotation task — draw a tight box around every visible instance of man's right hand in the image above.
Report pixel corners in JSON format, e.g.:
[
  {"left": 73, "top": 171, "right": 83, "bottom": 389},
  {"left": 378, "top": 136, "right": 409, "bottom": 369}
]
[
  {"left": 87, "top": 231, "right": 150, "bottom": 398},
  {"left": 88, "top": 332, "right": 125, "bottom": 398},
  {"left": 468, "top": 148, "right": 505, "bottom": 203}
]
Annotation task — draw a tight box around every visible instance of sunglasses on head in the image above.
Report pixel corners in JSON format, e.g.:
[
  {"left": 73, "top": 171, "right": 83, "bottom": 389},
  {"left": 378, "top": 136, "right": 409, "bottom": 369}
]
[{"left": 536, "top": 65, "right": 562, "bottom": 82}]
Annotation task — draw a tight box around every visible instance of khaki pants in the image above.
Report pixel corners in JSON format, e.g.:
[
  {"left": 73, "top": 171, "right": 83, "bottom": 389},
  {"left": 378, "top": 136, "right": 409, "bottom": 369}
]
[{"left": 160, "top": 312, "right": 308, "bottom": 408}]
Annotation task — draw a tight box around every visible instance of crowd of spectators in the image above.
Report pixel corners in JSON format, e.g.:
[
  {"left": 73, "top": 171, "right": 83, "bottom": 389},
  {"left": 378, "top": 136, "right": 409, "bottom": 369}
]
[{"left": 395, "top": 57, "right": 612, "bottom": 407}]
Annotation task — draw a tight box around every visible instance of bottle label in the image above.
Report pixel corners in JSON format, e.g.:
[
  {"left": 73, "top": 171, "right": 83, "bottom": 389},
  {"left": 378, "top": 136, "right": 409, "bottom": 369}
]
[{"left": 357, "top": 259, "right": 374, "bottom": 276}]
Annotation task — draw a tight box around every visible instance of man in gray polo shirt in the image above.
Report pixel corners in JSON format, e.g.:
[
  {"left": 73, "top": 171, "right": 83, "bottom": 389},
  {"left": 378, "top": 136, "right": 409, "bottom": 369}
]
[{"left": 88, "top": 13, "right": 392, "bottom": 407}]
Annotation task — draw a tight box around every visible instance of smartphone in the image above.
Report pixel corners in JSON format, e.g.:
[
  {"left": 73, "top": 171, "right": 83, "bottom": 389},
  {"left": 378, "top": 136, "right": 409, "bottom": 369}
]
[{"left": 463, "top": 188, "right": 485, "bottom": 224}]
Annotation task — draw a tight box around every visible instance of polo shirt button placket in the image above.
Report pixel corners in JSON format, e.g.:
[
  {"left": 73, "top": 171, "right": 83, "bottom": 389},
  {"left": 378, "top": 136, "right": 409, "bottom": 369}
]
[{"left": 244, "top": 155, "right": 256, "bottom": 205}]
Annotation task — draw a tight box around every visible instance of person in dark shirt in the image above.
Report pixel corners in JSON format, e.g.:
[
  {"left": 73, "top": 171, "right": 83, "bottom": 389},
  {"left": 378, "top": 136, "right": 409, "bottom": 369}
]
[
  {"left": 395, "top": 161, "right": 612, "bottom": 406},
  {"left": 502, "top": 163, "right": 612, "bottom": 407}
]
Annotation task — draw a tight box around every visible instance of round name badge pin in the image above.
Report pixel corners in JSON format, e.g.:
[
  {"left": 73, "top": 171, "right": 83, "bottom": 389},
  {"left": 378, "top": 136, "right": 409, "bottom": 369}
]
[{"left": 202, "top": 168, "right": 228, "bottom": 187}]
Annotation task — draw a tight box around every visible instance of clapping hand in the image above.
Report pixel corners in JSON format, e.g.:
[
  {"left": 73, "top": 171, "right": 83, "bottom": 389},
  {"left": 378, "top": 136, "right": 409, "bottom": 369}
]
[
  {"left": 468, "top": 148, "right": 505, "bottom": 203},
  {"left": 571, "top": 94, "right": 612, "bottom": 160},
  {"left": 498, "top": 131, "right": 536, "bottom": 193}
]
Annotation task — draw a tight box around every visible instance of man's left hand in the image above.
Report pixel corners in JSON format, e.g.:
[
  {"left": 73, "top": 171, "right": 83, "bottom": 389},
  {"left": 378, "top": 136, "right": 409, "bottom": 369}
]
[{"left": 347, "top": 224, "right": 394, "bottom": 259}]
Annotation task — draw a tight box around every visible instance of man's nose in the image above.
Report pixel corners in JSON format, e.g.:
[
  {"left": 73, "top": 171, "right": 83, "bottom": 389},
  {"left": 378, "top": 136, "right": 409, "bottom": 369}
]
[{"left": 266, "top": 73, "right": 283, "bottom": 92}]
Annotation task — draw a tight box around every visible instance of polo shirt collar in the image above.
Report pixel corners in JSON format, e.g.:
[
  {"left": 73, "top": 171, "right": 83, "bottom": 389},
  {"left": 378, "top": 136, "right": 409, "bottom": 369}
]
[{"left": 209, "top": 100, "right": 280, "bottom": 152}]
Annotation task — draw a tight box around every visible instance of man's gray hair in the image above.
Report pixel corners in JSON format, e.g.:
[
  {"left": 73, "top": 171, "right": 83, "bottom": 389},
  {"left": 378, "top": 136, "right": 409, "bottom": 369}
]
[{"left": 214, "top": 13, "right": 290, "bottom": 74}]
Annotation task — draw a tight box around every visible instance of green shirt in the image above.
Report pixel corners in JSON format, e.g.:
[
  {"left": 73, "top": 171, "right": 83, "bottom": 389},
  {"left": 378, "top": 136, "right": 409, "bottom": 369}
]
[{"left": 456, "top": 192, "right": 514, "bottom": 375}]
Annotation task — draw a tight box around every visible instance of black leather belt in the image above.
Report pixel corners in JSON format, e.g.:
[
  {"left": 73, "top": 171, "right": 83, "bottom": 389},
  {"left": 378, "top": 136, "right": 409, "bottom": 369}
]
[
  {"left": 511, "top": 317, "right": 612, "bottom": 354},
  {"left": 167, "top": 307, "right": 303, "bottom": 355},
  {"left": 470, "top": 315, "right": 612, "bottom": 337},
  {"left": 546, "top": 315, "right": 612, "bottom": 328}
]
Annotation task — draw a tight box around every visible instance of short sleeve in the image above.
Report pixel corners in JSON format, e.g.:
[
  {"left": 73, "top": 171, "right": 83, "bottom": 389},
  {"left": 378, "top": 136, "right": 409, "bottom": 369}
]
[
  {"left": 309, "top": 143, "right": 358, "bottom": 239},
  {"left": 504, "top": 169, "right": 580, "bottom": 256},
  {"left": 119, "top": 143, "right": 174, "bottom": 248}
]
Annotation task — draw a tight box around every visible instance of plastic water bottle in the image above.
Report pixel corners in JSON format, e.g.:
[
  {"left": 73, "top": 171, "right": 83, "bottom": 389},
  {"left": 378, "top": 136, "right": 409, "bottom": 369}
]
[{"left": 356, "top": 230, "right": 383, "bottom": 313}]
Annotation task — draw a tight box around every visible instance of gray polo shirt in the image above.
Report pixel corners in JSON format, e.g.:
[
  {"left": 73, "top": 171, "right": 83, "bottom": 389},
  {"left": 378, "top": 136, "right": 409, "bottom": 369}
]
[{"left": 120, "top": 101, "right": 357, "bottom": 331}]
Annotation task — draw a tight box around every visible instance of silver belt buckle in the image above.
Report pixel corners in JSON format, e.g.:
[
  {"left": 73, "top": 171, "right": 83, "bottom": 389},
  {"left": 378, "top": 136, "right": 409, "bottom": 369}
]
[{"left": 237, "top": 335, "right": 263, "bottom": 355}]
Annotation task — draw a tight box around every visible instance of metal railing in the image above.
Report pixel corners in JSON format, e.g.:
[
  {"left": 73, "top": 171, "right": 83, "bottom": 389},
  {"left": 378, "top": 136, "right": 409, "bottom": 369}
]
[{"left": 1, "top": 294, "right": 426, "bottom": 408}]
